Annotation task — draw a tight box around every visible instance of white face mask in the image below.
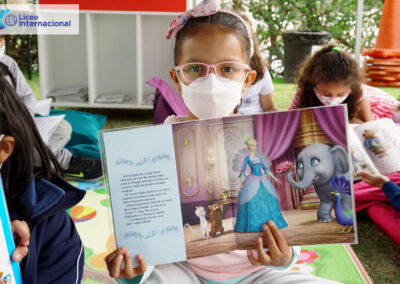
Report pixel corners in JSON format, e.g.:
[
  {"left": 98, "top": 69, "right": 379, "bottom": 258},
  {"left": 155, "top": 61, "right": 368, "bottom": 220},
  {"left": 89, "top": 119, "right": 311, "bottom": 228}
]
[
  {"left": 179, "top": 73, "right": 246, "bottom": 119},
  {"left": 0, "top": 43, "right": 5, "bottom": 58},
  {"left": 314, "top": 88, "right": 350, "bottom": 106}
]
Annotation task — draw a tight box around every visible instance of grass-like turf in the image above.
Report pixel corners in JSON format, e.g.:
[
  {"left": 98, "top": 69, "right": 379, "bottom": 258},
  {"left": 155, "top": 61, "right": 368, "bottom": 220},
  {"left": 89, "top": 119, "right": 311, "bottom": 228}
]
[{"left": 26, "top": 72, "right": 400, "bottom": 282}]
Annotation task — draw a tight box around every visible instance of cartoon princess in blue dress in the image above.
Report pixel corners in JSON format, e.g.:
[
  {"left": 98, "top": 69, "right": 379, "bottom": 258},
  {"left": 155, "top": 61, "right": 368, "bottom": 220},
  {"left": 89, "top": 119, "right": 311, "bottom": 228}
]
[{"left": 234, "top": 136, "right": 288, "bottom": 232}]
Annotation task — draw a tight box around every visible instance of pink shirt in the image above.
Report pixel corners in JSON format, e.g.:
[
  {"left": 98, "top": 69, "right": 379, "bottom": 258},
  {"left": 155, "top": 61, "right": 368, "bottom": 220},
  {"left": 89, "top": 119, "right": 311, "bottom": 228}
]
[
  {"left": 289, "top": 84, "right": 399, "bottom": 120},
  {"left": 187, "top": 251, "right": 265, "bottom": 281}
]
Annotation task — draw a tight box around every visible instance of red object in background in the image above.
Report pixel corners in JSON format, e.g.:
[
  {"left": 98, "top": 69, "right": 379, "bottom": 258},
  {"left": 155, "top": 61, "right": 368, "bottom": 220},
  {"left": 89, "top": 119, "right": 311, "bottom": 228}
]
[
  {"left": 362, "top": 0, "right": 400, "bottom": 87},
  {"left": 374, "top": 0, "right": 400, "bottom": 50},
  {"left": 354, "top": 171, "right": 400, "bottom": 246},
  {"left": 39, "top": 0, "right": 186, "bottom": 12}
]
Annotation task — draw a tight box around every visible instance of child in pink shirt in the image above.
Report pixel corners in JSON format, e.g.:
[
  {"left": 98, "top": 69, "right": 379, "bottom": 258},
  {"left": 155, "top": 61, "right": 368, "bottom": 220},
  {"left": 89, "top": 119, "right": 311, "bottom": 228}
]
[{"left": 106, "top": 1, "right": 340, "bottom": 283}]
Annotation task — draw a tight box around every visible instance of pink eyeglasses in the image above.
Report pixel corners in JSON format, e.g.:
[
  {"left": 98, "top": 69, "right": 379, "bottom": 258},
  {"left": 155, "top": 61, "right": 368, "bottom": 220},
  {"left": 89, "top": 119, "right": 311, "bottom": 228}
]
[{"left": 175, "top": 61, "right": 250, "bottom": 83}]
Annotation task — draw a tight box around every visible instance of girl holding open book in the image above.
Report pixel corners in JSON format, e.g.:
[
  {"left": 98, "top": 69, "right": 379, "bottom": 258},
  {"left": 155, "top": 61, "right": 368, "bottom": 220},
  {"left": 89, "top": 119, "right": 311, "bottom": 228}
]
[{"left": 105, "top": 1, "right": 340, "bottom": 283}]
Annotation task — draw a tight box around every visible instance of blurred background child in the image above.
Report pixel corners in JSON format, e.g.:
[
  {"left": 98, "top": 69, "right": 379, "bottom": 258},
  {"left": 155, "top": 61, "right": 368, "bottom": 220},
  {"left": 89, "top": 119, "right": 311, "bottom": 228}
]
[
  {"left": 237, "top": 14, "right": 279, "bottom": 114},
  {"left": 289, "top": 45, "right": 399, "bottom": 124},
  {"left": 0, "top": 35, "right": 102, "bottom": 181}
]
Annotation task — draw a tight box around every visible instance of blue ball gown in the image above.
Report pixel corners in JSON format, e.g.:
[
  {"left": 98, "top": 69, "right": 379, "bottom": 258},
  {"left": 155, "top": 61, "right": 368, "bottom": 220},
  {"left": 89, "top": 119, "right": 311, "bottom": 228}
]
[{"left": 234, "top": 155, "right": 288, "bottom": 232}]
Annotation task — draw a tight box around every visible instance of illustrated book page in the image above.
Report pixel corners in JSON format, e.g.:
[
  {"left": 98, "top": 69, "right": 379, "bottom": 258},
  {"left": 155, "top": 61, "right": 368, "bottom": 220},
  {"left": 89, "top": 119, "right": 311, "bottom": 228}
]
[
  {"left": 352, "top": 118, "right": 400, "bottom": 176},
  {"left": 100, "top": 105, "right": 357, "bottom": 265},
  {"left": 347, "top": 125, "right": 379, "bottom": 181}
]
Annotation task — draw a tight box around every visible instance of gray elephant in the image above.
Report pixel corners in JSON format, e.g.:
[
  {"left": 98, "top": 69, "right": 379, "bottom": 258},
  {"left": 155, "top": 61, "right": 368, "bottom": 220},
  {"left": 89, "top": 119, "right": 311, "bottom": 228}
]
[{"left": 286, "top": 143, "right": 352, "bottom": 222}]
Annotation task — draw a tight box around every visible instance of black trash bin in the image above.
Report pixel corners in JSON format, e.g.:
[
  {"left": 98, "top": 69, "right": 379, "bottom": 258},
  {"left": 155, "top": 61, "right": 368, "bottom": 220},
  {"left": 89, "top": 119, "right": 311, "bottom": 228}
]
[{"left": 282, "top": 30, "right": 331, "bottom": 83}]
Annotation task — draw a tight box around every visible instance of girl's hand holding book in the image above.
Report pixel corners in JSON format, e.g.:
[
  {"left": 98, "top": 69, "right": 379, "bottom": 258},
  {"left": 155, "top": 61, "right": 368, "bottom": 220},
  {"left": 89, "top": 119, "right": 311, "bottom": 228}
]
[
  {"left": 247, "top": 221, "right": 292, "bottom": 267},
  {"left": 105, "top": 247, "right": 147, "bottom": 279},
  {"left": 11, "top": 219, "right": 30, "bottom": 262}
]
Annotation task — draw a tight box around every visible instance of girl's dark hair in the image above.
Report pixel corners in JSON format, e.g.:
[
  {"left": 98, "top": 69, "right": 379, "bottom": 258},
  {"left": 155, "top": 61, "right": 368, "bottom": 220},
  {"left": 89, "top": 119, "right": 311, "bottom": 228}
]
[
  {"left": 0, "top": 61, "right": 16, "bottom": 89},
  {"left": 174, "top": 12, "right": 252, "bottom": 65},
  {"left": 239, "top": 14, "right": 265, "bottom": 84},
  {"left": 0, "top": 64, "right": 63, "bottom": 217},
  {"left": 296, "top": 44, "right": 364, "bottom": 119}
]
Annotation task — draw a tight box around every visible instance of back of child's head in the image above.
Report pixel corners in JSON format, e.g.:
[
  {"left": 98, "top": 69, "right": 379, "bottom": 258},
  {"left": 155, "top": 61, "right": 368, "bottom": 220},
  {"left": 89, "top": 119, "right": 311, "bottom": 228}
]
[
  {"left": 296, "top": 44, "right": 363, "bottom": 119},
  {"left": 173, "top": 11, "right": 252, "bottom": 66},
  {"left": 0, "top": 66, "right": 62, "bottom": 214}
]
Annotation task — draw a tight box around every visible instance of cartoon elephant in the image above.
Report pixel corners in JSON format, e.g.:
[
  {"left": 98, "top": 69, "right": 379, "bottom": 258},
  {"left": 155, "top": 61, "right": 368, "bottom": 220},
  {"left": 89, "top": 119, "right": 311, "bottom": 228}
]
[{"left": 286, "top": 143, "right": 352, "bottom": 222}]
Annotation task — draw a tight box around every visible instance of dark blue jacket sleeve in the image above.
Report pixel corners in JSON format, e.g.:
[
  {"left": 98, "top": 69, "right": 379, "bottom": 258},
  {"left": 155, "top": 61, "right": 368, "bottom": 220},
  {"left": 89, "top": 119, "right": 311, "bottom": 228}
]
[
  {"left": 32, "top": 212, "right": 84, "bottom": 284},
  {"left": 382, "top": 181, "right": 400, "bottom": 211}
]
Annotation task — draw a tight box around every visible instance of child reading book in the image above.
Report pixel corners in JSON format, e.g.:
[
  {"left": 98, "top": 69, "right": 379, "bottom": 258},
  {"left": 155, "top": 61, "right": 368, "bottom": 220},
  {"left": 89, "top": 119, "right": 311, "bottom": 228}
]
[
  {"left": 0, "top": 69, "right": 86, "bottom": 283},
  {"left": 237, "top": 14, "right": 279, "bottom": 114},
  {"left": 0, "top": 35, "right": 103, "bottom": 181},
  {"left": 289, "top": 45, "right": 399, "bottom": 124},
  {"left": 106, "top": 1, "right": 341, "bottom": 283}
]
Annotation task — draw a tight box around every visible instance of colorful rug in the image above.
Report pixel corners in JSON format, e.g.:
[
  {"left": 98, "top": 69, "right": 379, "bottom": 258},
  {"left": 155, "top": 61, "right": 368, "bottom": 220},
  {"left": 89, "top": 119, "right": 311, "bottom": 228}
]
[{"left": 69, "top": 179, "right": 371, "bottom": 284}]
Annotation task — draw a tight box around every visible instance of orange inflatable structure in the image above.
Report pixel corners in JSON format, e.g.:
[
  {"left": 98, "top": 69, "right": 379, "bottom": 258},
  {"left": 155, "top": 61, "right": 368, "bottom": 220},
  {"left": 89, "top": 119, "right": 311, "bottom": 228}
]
[{"left": 362, "top": 0, "right": 400, "bottom": 87}]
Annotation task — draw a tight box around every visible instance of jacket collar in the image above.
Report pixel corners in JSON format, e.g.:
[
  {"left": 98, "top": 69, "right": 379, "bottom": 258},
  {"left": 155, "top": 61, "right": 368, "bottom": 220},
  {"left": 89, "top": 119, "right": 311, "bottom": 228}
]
[{"left": 19, "top": 177, "right": 85, "bottom": 220}]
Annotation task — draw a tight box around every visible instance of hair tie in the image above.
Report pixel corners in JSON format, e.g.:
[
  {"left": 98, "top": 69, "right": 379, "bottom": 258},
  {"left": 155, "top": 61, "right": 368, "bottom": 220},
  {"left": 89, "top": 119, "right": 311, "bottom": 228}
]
[
  {"left": 166, "top": 0, "right": 254, "bottom": 58},
  {"left": 332, "top": 46, "right": 341, "bottom": 52}
]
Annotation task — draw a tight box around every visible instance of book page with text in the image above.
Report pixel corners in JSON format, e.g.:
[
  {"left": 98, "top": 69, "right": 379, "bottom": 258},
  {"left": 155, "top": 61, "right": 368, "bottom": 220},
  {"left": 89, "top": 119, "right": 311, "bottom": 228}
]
[{"left": 101, "top": 125, "right": 186, "bottom": 266}]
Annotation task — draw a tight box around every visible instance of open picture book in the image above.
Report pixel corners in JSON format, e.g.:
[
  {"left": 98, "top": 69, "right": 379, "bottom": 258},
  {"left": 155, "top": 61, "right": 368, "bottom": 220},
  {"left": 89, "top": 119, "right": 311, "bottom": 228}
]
[
  {"left": 0, "top": 178, "right": 23, "bottom": 284},
  {"left": 348, "top": 118, "right": 400, "bottom": 180},
  {"left": 100, "top": 105, "right": 357, "bottom": 267}
]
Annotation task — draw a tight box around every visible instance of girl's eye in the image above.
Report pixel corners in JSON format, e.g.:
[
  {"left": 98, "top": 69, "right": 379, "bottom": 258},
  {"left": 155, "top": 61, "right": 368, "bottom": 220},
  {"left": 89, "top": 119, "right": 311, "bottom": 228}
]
[
  {"left": 222, "top": 66, "right": 235, "bottom": 73},
  {"left": 311, "top": 158, "right": 320, "bottom": 166},
  {"left": 188, "top": 65, "right": 202, "bottom": 72},
  {"left": 219, "top": 63, "right": 241, "bottom": 73},
  {"left": 297, "top": 162, "right": 304, "bottom": 169}
]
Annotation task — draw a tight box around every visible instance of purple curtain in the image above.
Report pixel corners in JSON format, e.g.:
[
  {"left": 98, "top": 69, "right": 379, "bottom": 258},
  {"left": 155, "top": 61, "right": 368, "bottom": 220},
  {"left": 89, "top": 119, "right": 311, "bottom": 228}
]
[
  {"left": 254, "top": 110, "right": 302, "bottom": 160},
  {"left": 313, "top": 106, "right": 347, "bottom": 149},
  {"left": 254, "top": 111, "right": 302, "bottom": 210},
  {"left": 270, "top": 149, "right": 301, "bottom": 210}
]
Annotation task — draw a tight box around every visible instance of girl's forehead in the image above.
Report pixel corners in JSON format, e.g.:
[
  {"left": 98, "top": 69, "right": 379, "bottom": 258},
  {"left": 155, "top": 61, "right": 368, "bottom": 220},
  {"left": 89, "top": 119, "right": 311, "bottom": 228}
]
[
  {"left": 178, "top": 25, "right": 247, "bottom": 64},
  {"left": 317, "top": 81, "right": 350, "bottom": 91}
]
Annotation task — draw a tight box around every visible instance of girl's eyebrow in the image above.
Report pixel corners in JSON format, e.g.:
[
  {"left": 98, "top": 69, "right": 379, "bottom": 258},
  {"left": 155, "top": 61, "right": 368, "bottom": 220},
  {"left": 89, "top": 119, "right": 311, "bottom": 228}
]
[{"left": 181, "top": 57, "right": 244, "bottom": 63}]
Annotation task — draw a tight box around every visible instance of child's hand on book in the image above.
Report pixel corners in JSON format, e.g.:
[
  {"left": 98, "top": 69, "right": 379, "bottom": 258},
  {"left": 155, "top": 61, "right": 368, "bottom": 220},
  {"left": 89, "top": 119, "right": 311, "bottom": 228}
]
[
  {"left": 105, "top": 247, "right": 147, "bottom": 279},
  {"left": 11, "top": 220, "right": 30, "bottom": 262},
  {"left": 358, "top": 171, "right": 389, "bottom": 189},
  {"left": 247, "top": 220, "right": 292, "bottom": 267}
]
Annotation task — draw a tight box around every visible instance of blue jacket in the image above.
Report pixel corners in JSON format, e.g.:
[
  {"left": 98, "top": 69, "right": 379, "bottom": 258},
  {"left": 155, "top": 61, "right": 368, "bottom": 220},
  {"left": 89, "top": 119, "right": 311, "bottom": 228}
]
[
  {"left": 382, "top": 181, "right": 400, "bottom": 211},
  {"left": 11, "top": 176, "right": 86, "bottom": 284}
]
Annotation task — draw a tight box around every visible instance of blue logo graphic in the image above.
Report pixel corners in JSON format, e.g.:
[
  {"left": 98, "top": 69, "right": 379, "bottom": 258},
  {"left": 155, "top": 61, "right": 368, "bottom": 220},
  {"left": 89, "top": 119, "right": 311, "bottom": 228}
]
[
  {"left": 0, "top": 9, "right": 10, "bottom": 29},
  {"left": 5, "top": 14, "right": 17, "bottom": 27}
]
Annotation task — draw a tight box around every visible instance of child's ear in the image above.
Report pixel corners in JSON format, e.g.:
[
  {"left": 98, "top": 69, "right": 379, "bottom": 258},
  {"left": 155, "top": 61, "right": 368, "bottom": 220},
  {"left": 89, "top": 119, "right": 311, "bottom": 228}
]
[
  {"left": 0, "top": 135, "right": 14, "bottom": 164},
  {"left": 243, "top": 70, "right": 257, "bottom": 92},
  {"left": 169, "top": 68, "right": 182, "bottom": 92}
]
